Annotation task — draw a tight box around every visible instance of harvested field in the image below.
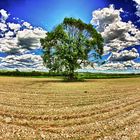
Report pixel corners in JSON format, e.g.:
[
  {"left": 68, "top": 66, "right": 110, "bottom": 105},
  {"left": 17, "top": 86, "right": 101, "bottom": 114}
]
[{"left": 0, "top": 77, "right": 140, "bottom": 140}]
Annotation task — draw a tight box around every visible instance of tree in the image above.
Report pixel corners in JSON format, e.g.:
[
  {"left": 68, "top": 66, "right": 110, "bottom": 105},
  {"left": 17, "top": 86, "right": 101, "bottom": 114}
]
[{"left": 41, "top": 18, "right": 103, "bottom": 80}]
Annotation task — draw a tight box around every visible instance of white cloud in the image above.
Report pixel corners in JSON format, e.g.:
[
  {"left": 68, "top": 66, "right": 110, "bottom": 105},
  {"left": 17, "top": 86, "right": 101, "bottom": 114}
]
[
  {"left": 5, "top": 31, "right": 14, "bottom": 38},
  {"left": 102, "top": 21, "right": 137, "bottom": 43},
  {"left": 95, "top": 61, "right": 140, "bottom": 71},
  {"left": 134, "top": 0, "right": 140, "bottom": 4},
  {"left": 0, "top": 9, "right": 10, "bottom": 23},
  {"left": 8, "top": 23, "right": 21, "bottom": 32},
  {"left": 136, "top": 5, "right": 140, "bottom": 17},
  {"left": 0, "top": 9, "right": 47, "bottom": 55},
  {"left": 17, "top": 28, "right": 46, "bottom": 50},
  {"left": 91, "top": 5, "right": 140, "bottom": 55},
  {"left": 0, "top": 9, "right": 47, "bottom": 70},
  {"left": 22, "top": 22, "right": 32, "bottom": 29},
  {"left": 91, "top": 5, "right": 140, "bottom": 71},
  {"left": 0, "top": 22, "right": 7, "bottom": 32},
  {"left": 91, "top": 5, "right": 123, "bottom": 32},
  {"left": 133, "top": 0, "right": 140, "bottom": 17},
  {"left": 0, "top": 27, "right": 46, "bottom": 54},
  {"left": 110, "top": 48, "right": 139, "bottom": 61},
  {"left": 0, "top": 38, "right": 19, "bottom": 54},
  {"left": 0, "top": 54, "right": 46, "bottom": 70}
]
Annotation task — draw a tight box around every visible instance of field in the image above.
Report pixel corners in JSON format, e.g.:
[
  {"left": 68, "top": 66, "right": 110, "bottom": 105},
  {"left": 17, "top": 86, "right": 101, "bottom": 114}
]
[{"left": 0, "top": 77, "right": 140, "bottom": 140}]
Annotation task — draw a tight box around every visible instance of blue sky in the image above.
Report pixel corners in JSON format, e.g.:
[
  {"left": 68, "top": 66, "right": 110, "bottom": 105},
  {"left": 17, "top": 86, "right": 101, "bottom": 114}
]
[
  {"left": 0, "top": 0, "right": 140, "bottom": 71},
  {"left": 0, "top": 0, "right": 107, "bottom": 30},
  {"left": 0, "top": 0, "right": 139, "bottom": 30}
]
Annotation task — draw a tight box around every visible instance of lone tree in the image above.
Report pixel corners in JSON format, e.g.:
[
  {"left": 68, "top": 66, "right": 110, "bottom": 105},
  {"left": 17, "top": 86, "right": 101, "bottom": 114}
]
[{"left": 41, "top": 18, "right": 103, "bottom": 80}]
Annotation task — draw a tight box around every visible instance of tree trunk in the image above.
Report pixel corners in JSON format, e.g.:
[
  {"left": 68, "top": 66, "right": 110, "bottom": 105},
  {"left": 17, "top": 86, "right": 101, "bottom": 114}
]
[
  {"left": 67, "top": 64, "right": 77, "bottom": 81},
  {"left": 68, "top": 73, "right": 75, "bottom": 80}
]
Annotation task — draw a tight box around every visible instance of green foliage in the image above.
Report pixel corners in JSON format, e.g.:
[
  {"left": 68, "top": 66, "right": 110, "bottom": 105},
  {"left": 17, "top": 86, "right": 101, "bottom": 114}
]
[
  {"left": 41, "top": 17, "right": 104, "bottom": 80},
  {"left": 0, "top": 70, "right": 140, "bottom": 79},
  {"left": 78, "top": 73, "right": 140, "bottom": 79},
  {"left": 0, "top": 70, "right": 49, "bottom": 77}
]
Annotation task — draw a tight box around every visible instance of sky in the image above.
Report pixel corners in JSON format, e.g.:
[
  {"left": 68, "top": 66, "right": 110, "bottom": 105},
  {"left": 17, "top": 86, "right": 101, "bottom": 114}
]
[
  {"left": 1, "top": 0, "right": 139, "bottom": 30},
  {"left": 0, "top": 0, "right": 140, "bottom": 72},
  {"left": 0, "top": 0, "right": 107, "bottom": 30}
]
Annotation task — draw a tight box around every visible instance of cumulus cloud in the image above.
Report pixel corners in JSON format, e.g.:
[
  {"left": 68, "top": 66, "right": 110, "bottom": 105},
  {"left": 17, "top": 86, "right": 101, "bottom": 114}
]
[
  {"left": 0, "top": 54, "right": 46, "bottom": 71},
  {"left": 91, "top": 5, "right": 140, "bottom": 55},
  {"left": 0, "top": 27, "right": 46, "bottom": 54},
  {"left": 91, "top": 5, "right": 123, "bottom": 32},
  {"left": 0, "top": 9, "right": 47, "bottom": 70},
  {"left": 91, "top": 5, "right": 140, "bottom": 71},
  {"left": 95, "top": 61, "right": 140, "bottom": 71},
  {"left": 136, "top": 5, "right": 140, "bottom": 17},
  {"left": 0, "top": 9, "right": 10, "bottom": 23},
  {"left": 5, "top": 31, "right": 14, "bottom": 38},
  {"left": 110, "top": 48, "right": 139, "bottom": 61},
  {"left": 8, "top": 23, "right": 21, "bottom": 32},
  {"left": 17, "top": 28, "right": 46, "bottom": 50},
  {"left": 0, "top": 22, "right": 7, "bottom": 32},
  {"left": 0, "top": 37, "right": 21, "bottom": 54},
  {"left": 133, "top": 0, "right": 140, "bottom": 17},
  {"left": 0, "top": 9, "right": 47, "bottom": 53},
  {"left": 134, "top": 0, "right": 140, "bottom": 4},
  {"left": 22, "top": 22, "right": 32, "bottom": 29},
  {"left": 102, "top": 21, "right": 137, "bottom": 43}
]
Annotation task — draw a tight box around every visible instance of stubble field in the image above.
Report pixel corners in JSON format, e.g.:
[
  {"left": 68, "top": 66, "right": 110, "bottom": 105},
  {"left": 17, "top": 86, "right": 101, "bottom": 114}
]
[{"left": 0, "top": 77, "right": 140, "bottom": 140}]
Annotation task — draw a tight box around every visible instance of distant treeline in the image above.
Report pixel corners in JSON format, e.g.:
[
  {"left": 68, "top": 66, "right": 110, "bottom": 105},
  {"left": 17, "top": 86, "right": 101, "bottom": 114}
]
[
  {"left": 0, "top": 70, "right": 60, "bottom": 77},
  {"left": 0, "top": 70, "right": 140, "bottom": 79},
  {"left": 78, "top": 73, "right": 140, "bottom": 79}
]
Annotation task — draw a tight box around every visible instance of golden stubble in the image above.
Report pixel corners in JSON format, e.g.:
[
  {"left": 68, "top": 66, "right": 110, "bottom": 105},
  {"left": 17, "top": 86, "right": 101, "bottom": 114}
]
[{"left": 0, "top": 77, "right": 140, "bottom": 140}]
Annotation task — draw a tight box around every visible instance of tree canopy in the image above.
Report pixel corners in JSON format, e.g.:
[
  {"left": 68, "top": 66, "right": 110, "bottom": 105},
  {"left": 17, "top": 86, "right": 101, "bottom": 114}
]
[{"left": 41, "top": 17, "right": 103, "bottom": 80}]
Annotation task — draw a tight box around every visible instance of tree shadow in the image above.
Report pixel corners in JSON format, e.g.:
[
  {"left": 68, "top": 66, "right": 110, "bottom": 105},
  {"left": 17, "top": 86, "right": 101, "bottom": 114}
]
[{"left": 24, "top": 79, "right": 90, "bottom": 87}]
